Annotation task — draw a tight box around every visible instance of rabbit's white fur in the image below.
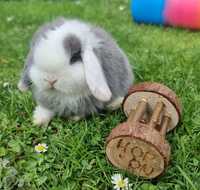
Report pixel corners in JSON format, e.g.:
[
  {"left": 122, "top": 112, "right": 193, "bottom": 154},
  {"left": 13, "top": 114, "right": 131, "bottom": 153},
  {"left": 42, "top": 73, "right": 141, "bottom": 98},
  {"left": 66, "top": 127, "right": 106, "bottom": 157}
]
[{"left": 30, "top": 20, "right": 96, "bottom": 96}]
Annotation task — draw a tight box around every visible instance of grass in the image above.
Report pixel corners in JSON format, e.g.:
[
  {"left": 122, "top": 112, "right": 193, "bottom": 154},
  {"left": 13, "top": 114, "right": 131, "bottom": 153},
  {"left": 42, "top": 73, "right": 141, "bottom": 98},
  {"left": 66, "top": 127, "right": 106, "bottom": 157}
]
[{"left": 0, "top": 0, "right": 200, "bottom": 189}]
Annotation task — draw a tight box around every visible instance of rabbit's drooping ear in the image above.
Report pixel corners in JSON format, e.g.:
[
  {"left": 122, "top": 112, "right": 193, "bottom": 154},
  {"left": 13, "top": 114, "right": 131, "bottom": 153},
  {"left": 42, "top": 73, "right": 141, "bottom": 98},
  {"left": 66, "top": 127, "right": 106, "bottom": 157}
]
[{"left": 83, "top": 48, "right": 112, "bottom": 102}]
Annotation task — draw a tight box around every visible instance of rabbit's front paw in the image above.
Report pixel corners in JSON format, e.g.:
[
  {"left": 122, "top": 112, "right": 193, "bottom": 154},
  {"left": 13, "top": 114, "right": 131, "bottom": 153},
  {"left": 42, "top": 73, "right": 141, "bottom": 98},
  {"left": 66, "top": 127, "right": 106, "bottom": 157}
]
[
  {"left": 33, "top": 105, "right": 54, "bottom": 126},
  {"left": 18, "top": 80, "right": 29, "bottom": 92}
]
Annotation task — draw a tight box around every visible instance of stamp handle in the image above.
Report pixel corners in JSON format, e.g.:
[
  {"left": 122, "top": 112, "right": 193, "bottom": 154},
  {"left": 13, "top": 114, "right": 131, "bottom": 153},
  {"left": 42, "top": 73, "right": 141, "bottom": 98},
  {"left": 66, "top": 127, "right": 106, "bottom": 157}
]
[
  {"left": 128, "top": 98, "right": 147, "bottom": 125},
  {"left": 149, "top": 101, "right": 164, "bottom": 129},
  {"left": 160, "top": 114, "right": 171, "bottom": 136}
]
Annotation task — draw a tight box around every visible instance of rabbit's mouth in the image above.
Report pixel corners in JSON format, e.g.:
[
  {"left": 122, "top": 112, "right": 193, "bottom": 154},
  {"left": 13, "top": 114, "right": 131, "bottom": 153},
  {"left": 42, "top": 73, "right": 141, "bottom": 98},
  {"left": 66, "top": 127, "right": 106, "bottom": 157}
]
[{"left": 49, "top": 86, "right": 55, "bottom": 90}]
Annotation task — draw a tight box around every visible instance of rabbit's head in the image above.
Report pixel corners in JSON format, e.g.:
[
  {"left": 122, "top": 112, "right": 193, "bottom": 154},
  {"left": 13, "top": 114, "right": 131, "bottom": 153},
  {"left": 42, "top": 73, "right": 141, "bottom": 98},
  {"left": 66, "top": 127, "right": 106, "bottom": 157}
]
[{"left": 29, "top": 20, "right": 112, "bottom": 102}]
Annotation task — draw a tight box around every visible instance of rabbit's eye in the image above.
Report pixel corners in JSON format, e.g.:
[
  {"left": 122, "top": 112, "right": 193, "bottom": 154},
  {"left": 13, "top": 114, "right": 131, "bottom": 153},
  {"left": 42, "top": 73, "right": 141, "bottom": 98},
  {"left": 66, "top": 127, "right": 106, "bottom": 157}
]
[{"left": 70, "top": 50, "right": 82, "bottom": 64}]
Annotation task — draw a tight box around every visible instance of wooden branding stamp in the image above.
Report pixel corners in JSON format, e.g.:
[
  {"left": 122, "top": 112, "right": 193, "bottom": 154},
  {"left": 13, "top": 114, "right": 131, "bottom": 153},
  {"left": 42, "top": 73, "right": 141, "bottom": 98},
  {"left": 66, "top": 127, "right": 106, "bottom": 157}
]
[{"left": 106, "top": 82, "right": 182, "bottom": 179}]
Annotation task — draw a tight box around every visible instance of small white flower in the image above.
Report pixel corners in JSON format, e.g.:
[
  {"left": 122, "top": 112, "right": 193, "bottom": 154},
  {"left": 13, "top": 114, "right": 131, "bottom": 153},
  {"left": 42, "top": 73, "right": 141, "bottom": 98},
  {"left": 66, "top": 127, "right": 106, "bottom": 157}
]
[
  {"left": 3, "top": 82, "right": 9, "bottom": 88},
  {"left": 35, "top": 143, "right": 48, "bottom": 153},
  {"left": 111, "top": 174, "right": 131, "bottom": 190},
  {"left": 119, "top": 5, "right": 125, "bottom": 11},
  {"left": 6, "top": 16, "right": 14, "bottom": 22}
]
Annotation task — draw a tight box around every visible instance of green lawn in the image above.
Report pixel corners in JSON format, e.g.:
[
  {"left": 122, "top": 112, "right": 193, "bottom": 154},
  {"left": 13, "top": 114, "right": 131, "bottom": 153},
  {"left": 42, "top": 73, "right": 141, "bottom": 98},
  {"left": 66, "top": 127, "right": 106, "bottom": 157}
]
[{"left": 0, "top": 0, "right": 200, "bottom": 189}]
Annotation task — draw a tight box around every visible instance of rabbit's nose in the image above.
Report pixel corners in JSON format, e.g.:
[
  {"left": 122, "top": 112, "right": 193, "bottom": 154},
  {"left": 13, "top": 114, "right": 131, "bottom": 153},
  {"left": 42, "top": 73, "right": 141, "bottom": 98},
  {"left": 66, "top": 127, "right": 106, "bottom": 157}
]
[{"left": 44, "top": 79, "right": 57, "bottom": 87}]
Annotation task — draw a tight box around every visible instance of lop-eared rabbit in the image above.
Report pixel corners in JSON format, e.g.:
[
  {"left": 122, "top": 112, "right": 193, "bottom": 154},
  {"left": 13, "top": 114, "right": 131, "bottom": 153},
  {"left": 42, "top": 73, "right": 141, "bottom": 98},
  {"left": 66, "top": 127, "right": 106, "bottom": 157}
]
[{"left": 18, "top": 18, "right": 134, "bottom": 125}]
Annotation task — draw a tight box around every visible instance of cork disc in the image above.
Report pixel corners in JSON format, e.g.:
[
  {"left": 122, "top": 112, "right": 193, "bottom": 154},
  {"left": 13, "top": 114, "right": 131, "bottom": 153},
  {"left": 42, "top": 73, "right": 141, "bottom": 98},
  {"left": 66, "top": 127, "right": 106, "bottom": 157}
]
[
  {"left": 106, "top": 122, "right": 171, "bottom": 179},
  {"left": 123, "top": 82, "right": 182, "bottom": 131},
  {"left": 106, "top": 137, "right": 165, "bottom": 179}
]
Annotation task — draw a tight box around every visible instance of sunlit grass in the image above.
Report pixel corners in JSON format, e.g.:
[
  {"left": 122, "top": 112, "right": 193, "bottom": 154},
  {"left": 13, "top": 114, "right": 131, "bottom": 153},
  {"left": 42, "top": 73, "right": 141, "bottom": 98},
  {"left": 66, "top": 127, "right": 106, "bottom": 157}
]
[{"left": 0, "top": 0, "right": 200, "bottom": 189}]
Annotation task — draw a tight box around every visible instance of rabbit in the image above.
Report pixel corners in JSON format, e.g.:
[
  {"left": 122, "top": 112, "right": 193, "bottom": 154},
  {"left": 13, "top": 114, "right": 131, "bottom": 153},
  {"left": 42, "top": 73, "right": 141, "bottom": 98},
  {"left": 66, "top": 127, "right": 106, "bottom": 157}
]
[{"left": 18, "top": 17, "right": 134, "bottom": 125}]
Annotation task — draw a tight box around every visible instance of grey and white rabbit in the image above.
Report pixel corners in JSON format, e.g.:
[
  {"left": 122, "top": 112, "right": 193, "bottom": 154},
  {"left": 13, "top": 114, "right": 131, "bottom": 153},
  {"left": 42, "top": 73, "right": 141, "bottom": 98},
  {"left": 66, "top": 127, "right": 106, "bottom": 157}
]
[{"left": 18, "top": 18, "right": 134, "bottom": 125}]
